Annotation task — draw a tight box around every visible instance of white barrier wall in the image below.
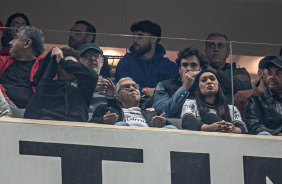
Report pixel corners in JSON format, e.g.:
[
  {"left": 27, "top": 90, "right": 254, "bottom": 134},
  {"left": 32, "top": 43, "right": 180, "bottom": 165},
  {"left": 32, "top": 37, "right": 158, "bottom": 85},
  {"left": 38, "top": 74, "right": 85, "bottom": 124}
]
[{"left": 0, "top": 118, "right": 282, "bottom": 184}]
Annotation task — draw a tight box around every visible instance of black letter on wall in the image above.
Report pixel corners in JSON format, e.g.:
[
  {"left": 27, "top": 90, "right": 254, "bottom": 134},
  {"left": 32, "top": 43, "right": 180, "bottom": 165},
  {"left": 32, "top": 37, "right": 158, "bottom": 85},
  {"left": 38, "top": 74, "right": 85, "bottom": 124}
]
[
  {"left": 19, "top": 141, "right": 143, "bottom": 184},
  {"left": 171, "top": 151, "right": 211, "bottom": 184},
  {"left": 244, "top": 156, "right": 282, "bottom": 184}
]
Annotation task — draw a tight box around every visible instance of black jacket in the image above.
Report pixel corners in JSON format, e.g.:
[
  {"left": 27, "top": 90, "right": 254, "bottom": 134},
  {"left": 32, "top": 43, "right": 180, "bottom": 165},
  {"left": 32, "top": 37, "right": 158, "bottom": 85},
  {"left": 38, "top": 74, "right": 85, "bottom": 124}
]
[
  {"left": 89, "top": 98, "right": 171, "bottom": 127},
  {"left": 24, "top": 52, "right": 98, "bottom": 122},
  {"left": 215, "top": 63, "right": 252, "bottom": 104},
  {"left": 245, "top": 89, "right": 282, "bottom": 135}
]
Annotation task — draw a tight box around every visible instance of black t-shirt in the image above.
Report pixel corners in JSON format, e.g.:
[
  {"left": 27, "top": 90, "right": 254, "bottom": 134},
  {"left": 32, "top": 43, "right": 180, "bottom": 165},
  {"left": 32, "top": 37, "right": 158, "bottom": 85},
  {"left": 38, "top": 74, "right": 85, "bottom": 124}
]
[{"left": 0, "top": 60, "right": 35, "bottom": 108}]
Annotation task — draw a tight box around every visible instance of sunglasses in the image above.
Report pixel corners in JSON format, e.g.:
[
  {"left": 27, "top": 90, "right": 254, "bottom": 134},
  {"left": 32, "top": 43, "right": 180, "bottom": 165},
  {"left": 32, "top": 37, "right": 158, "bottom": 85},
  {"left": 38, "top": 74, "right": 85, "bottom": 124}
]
[{"left": 118, "top": 83, "right": 139, "bottom": 93}]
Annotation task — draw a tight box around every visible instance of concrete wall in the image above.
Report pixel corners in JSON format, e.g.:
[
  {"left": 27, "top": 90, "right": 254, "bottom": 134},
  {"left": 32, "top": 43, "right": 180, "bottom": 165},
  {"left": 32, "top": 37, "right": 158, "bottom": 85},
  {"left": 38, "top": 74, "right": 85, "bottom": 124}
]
[{"left": 0, "top": 118, "right": 282, "bottom": 184}]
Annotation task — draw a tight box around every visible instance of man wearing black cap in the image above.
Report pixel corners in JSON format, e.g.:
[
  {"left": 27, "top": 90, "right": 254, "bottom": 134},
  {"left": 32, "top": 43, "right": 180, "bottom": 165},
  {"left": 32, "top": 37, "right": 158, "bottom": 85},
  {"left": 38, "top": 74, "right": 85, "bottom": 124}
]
[
  {"left": 79, "top": 43, "right": 115, "bottom": 113},
  {"left": 234, "top": 56, "right": 276, "bottom": 121},
  {"left": 245, "top": 57, "right": 282, "bottom": 135}
]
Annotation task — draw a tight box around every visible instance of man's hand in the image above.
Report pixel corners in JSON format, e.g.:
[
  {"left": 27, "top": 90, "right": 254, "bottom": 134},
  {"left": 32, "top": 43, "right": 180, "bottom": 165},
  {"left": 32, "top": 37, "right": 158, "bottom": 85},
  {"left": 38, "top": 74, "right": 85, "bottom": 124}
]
[
  {"left": 5, "top": 96, "right": 16, "bottom": 107},
  {"left": 145, "top": 88, "right": 155, "bottom": 97},
  {"left": 181, "top": 71, "right": 199, "bottom": 90},
  {"left": 233, "top": 74, "right": 250, "bottom": 82},
  {"left": 51, "top": 47, "right": 64, "bottom": 63},
  {"left": 95, "top": 78, "right": 109, "bottom": 92},
  {"left": 97, "top": 78, "right": 115, "bottom": 97},
  {"left": 152, "top": 112, "right": 166, "bottom": 128},
  {"left": 103, "top": 111, "right": 118, "bottom": 125}
]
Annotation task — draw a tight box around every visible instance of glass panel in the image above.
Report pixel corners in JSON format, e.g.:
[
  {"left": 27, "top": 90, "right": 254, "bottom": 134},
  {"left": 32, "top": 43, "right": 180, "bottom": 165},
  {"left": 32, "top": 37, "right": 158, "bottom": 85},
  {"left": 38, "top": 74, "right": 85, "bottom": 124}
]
[{"left": 1, "top": 26, "right": 281, "bottom": 132}]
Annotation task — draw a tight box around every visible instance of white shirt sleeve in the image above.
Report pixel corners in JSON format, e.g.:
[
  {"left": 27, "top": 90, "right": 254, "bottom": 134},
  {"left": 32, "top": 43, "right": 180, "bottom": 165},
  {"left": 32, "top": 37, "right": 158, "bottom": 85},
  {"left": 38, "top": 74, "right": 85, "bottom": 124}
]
[
  {"left": 229, "top": 105, "right": 243, "bottom": 122},
  {"left": 181, "top": 99, "right": 197, "bottom": 119}
]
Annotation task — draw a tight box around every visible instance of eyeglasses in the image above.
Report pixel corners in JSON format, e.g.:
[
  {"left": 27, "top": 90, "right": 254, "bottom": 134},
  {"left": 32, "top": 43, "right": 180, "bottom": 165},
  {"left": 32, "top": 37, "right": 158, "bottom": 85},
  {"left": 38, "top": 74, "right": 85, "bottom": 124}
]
[
  {"left": 82, "top": 52, "right": 102, "bottom": 59},
  {"left": 118, "top": 83, "right": 139, "bottom": 93}
]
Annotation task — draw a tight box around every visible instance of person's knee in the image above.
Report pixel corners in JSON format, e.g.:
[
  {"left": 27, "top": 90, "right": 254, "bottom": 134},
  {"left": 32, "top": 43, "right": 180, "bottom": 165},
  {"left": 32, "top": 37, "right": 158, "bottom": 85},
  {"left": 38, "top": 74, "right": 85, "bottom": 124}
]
[
  {"left": 114, "top": 122, "right": 130, "bottom": 126},
  {"left": 257, "top": 131, "right": 272, "bottom": 136},
  {"left": 163, "top": 125, "right": 177, "bottom": 129}
]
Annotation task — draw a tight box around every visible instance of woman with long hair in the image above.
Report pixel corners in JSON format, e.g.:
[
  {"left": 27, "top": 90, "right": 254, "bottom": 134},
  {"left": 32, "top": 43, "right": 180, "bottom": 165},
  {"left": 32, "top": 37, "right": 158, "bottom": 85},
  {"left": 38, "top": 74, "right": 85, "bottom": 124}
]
[
  {"left": 181, "top": 70, "right": 246, "bottom": 133},
  {"left": 1, "top": 13, "right": 30, "bottom": 55}
]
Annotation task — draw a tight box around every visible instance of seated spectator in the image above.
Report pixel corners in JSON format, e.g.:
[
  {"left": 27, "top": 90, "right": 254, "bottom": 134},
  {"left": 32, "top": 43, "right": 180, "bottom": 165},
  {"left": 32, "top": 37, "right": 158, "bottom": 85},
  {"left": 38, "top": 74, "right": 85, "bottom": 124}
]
[
  {"left": 245, "top": 57, "right": 282, "bottom": 136},
  {"left": 69, "top": 20, "right": 110, "bottom": 78},
  {"left": 115, "top": 20, "right": 178, "bottom": 97},
  {"left": 234, "top": 56, "right": 276, "bottom": 121},
  {"left": 0, "top": 26, "right": 44, "bottom": 108},
  {"left": 89, "top": 77, "right": 176, "bottom": 129},
  {"left": 154, "top": 47, "right": 208, "bottom": 118},
  {"left": 205, "top": 33, "right": 252, "bottom": 103},
  {"left": 1, "top": 13, "right": 31, "bottom": 56},
  {"left": 181, "top": 70, "right": 246, "bottom": 133},
  {"left": 78, "top": 43, "right": 115, "bottom": 112},
  {"left": 24, "top": 47, "right": 98, "bottom": 122}
]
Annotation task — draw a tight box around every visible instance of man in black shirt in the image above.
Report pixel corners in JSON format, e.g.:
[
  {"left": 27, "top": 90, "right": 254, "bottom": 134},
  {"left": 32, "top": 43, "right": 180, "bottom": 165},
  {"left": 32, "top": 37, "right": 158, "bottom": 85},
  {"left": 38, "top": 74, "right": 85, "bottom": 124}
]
[
  {"left": 0, "top": 26, "right": 44, "bottom": 108},
  {"left": 205, "top": 32, "right": 252, "bottom": 103}
]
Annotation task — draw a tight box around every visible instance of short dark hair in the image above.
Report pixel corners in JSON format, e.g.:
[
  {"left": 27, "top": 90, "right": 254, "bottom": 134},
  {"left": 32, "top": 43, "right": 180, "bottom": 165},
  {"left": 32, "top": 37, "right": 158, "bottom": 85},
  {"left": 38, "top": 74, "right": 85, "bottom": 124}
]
[
  {"left": 205, "top": 32, "right": 229, "bottom": 48},
  {"left": 18, "top": 26, "right": 44, "bottom": 57},
  {"left": 130, "top": 20, "right": 161, "bottom": 43},
  {"left": 259, "top": 56, "right": 277, "bottom": 69},
  {"left": 5, "top": 13, "right": 30, "bottom": 27},
  {"left": 175, "top": 47, "right": 209, "bottom": 69},
  {"left": 3, "top": 13, "right": 31, "bottom": 47},
  {"left": 75, "top": 20, "right": 96, "bottom": 43},
  {"left": 61, "top": 47, "right": 79, "bottom": 61}
]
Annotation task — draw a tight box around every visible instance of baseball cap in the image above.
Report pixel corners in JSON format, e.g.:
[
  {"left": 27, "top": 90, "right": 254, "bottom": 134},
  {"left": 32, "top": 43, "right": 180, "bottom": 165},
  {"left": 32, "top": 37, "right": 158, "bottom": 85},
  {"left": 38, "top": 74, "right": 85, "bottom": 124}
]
[
  {"left": 259, "top": 56, "right": 277, "bottom": 69},
  {"left": 263, "top": 57, "right": 282, "bottom": 69},
  {"left": 78, "top": 43, "right": 103, "bottom": 56}
]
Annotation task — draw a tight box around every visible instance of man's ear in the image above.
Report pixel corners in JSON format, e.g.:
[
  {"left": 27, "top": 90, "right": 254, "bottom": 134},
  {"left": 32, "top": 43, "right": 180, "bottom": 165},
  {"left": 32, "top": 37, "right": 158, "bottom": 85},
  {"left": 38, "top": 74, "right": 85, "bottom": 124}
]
[
  {"left": 150, "top": 36, "right": 157, "bottom": 44},
  {"left": 86, "top": 34, "right": 93, "bottom": 43},
  {"left": 24, "top": 39, "right": 32, "bottom": 49},
  {"left": 258, "top": 69, "right": 263, "bottom": 77}
]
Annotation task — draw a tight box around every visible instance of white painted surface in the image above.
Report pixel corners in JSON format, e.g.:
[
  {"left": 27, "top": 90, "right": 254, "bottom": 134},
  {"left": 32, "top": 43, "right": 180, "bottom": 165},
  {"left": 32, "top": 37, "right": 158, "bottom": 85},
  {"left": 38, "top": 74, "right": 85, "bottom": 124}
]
[{"left": 0, "top": 118, "right": 282, "bottom": 184}]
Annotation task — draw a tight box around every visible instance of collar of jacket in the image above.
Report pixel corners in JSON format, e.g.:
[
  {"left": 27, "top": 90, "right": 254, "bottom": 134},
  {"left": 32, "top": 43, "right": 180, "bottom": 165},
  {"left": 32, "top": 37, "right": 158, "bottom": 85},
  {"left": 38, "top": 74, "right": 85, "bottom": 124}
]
[{"left": 263, "top": 88, "right": 282, "bottom": 101}]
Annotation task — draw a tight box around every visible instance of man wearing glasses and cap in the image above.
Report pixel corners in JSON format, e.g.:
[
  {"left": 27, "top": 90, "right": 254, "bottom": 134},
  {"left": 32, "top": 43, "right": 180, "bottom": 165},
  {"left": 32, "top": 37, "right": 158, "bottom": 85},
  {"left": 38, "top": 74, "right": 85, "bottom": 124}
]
[
  {"left": 89, "top": 77, "right": 176, "bottom": 129},
  {"left": 79, "top": 43, "right": 115, "bottom": 113}
]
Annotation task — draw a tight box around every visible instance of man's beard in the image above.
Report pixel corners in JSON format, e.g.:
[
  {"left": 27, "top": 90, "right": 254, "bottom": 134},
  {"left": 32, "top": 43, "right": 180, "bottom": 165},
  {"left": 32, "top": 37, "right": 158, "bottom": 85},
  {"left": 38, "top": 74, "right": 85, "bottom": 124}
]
[
  {"left": 68, "top": 37, "right": 87, "bottom": 50},
  {"left": 134, "top": 42, "right": 151, "bottom": 57}
]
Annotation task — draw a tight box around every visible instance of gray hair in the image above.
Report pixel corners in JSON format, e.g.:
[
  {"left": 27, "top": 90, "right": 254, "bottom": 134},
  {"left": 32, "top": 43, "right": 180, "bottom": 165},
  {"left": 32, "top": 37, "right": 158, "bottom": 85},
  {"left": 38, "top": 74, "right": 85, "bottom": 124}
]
[
  {"left": 114, "top": 77, "right": 134, "bottom": 95},
  {"left": 205, "top": 32, "right": 230, "bottom": 49},
  {"left": 18, "top": 26, "right": 44, "bottom": 57}
]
